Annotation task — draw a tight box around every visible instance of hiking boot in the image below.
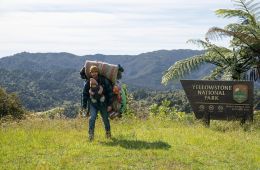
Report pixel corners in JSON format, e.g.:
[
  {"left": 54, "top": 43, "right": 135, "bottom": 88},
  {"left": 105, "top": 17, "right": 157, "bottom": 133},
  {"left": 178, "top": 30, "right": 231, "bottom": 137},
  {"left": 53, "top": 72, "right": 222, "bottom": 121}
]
[
  {"left": 106, "top": 131, "right": 111, "bottom": 139},
  {"left": 109, "top": 112, "right": 117, "bottom": 119},
  {"left": 113, "top": 112, "right": 120, "bottom": 117}
]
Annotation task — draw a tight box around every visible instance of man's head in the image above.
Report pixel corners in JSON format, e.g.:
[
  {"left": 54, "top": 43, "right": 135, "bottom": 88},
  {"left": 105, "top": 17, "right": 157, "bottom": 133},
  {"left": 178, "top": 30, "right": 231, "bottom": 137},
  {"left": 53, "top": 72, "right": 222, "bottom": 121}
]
[{"left": 89, "top": 65, "right": 98, "bottom": 79}]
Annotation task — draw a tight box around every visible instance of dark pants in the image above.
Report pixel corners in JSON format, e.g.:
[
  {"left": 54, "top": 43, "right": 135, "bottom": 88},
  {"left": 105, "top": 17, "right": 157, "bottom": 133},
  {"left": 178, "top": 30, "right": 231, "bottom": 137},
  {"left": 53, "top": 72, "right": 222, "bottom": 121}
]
[{"left": 89, "top": 103, "right": 110, "bottom": 134}]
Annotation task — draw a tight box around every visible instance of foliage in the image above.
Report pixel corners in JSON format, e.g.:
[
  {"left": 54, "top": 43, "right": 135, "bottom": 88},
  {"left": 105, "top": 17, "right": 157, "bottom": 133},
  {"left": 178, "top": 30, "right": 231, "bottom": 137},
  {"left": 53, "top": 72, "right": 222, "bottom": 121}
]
[
  {"left": 0, "top": 50, "right": 205, "bottom": 92},
  {"left": 126, "top": 88, "right": 193, "bottom": 119},
  {"left": 162, "top": 0, "right": 260, "bottom": 85},
  {"left": 132, "top": 88, "right": 260, "bottom": 119},
  {"left": 149, "top": 100, "right": 194, "bottom": 122},
  {"left": 33, "top": 105, "right": 82, "bottom": 119},
  {"left": 62, "top": 105, "right": 80, "bottom": 118},
  {"left": 33, "top": 107, "right": 64, "bottom": 119},
  {"left": 0, "top": 69, "right": 82, "bottom": 111},
  {"left": 207, "top": 0, "right": 260, "bottom": 80},
  {"left": 148, "top": 90, "right": 192, "bottom": 113},
  {"left": 132, "top": 89, "right": 192, "bottom": 113},
  {"left": 254, "top": 89, "right": 260, "bottom": 109},
  {"left": 123, "top": 91, "right": 148, "bottom": 119},
  {"left": 0, "top": 87, "right": 26, "bottom": 119},
  {"left": 0, "top": 118, "right": 259, "bottom": 169}
]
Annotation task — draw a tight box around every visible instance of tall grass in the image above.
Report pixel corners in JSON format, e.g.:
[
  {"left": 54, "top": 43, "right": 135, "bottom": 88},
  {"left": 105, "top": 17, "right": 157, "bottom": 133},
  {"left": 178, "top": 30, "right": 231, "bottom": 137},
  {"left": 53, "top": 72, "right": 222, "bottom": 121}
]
[{"left": 0, "top": 116, "right": 259, "bottom": 169}]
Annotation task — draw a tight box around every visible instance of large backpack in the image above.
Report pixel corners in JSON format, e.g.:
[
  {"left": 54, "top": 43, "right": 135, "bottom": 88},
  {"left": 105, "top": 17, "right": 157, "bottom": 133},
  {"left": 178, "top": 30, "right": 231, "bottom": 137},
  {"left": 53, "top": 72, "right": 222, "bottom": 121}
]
[{"left": 80, "top": 60, "right": 126, "bottom": 116}]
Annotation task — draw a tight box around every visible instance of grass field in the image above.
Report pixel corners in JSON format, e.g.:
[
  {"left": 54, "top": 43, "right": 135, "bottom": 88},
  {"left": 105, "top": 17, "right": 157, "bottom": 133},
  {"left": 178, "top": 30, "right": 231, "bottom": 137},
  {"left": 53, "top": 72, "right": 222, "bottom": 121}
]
[{"left": 0, "top": 116, "right": 259, "bottom": 170}]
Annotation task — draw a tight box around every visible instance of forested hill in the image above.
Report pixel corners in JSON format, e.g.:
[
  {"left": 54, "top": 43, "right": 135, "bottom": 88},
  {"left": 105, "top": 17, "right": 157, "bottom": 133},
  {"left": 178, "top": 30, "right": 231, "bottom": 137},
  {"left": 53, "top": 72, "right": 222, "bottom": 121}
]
[
  {"left": 0, "top": 49, "right": 208, "bottom": 110},
  {"left": 0, "top": 49, "right": 206, "bottom": 89}
]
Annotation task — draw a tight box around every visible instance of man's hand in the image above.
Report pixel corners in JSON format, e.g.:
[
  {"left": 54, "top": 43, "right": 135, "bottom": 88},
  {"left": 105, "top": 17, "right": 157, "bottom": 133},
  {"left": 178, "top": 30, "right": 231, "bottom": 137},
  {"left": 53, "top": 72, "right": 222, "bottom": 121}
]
[
  {"left": 98, "top": 86, "right": 103, "bottom": 95},
  {"left": 89, "top": 89, "right": 94, "bottom": 96},
  {"left": 107, "top": 106, "right": 112, "bottom": 112}
]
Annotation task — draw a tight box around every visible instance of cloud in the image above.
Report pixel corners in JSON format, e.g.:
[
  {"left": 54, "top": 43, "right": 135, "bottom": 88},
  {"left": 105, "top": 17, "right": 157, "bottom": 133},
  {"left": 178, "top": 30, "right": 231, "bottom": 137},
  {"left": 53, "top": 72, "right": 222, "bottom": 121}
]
[
  {"left": 1, "top": 0, "right": 233, "bottom": 13},
  {"left": 0, "top": 0, "right": 233, "bottom": 57}
]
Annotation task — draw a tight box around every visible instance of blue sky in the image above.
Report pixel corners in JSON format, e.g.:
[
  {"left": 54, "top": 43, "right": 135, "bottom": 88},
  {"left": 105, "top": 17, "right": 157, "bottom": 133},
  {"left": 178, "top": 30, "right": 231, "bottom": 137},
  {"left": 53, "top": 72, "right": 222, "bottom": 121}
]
[{"left": 0, "top": 0, "right": 234, "bottom": 57}]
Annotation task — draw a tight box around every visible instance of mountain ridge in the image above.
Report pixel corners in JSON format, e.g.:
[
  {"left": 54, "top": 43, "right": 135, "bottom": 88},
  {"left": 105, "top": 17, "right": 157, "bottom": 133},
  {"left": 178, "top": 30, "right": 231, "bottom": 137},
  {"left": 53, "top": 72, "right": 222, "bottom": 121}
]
[
  {"left": 0, "top": 49, "right": 210, "bottom": 110},
  {"left": 0, "top": 49, "right": 206, "bottom": 90}
]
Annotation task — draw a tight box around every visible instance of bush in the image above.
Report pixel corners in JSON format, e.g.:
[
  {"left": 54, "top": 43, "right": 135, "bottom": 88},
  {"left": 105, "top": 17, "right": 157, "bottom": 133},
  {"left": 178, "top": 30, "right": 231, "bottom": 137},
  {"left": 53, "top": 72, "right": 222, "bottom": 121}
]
[
  {"left": 0, "top": 87, "right": 26, "bottom": 119},
  {"left": 149, "top": 99, "right": 194, "bottom": 123},
  {"left": 62, "top": 105, "right": 80, "bottom": 118}
]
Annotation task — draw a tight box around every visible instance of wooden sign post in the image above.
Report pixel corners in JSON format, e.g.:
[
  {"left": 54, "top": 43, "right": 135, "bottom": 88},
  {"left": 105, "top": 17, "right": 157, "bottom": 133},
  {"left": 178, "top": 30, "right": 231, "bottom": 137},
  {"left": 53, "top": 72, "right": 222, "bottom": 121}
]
[{"left": 181, "top": 80, "right": 254, "bottom": 126}]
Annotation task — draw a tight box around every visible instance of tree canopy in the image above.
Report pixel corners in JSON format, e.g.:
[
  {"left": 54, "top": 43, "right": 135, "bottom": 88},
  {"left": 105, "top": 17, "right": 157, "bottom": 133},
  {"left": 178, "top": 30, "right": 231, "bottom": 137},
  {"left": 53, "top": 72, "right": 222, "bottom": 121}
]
[
  {"left": 162, "top": 0, "right": 260, "bottom": 85},
  {"left": 0, "top": 87, "right": 25, "bottom": 119}
]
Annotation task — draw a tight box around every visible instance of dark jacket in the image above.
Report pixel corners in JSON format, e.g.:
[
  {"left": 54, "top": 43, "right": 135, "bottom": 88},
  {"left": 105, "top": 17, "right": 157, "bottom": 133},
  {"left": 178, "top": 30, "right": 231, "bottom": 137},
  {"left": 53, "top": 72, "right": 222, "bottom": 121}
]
[{"left": 83, "top": 75, "right": 113, "bottom": 109}]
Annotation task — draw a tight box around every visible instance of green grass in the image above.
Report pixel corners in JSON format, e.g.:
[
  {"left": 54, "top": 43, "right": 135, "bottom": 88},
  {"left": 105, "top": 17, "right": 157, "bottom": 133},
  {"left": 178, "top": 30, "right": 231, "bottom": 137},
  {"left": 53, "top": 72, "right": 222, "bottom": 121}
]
[{"left": 0, "top": 117, "right": 259, "bottom": 170}]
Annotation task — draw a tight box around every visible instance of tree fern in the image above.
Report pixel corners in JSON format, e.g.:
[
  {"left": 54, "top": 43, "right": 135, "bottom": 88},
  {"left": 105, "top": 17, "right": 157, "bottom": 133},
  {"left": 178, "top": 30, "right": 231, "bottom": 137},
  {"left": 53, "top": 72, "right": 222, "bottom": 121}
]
[
  {"left": 162, "top": 0, "right": 260, "bottom": 85},
  {"left": 202, "top": 66, "right": 224, "bottom": 80},
  {"left": 161, "top": 55, "right": 205, "bottom": 85}
]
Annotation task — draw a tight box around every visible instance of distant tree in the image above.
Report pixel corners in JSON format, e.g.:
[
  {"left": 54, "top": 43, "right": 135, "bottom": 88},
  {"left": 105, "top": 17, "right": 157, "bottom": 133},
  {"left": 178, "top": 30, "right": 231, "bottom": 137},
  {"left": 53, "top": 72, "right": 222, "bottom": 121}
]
[
  {"left": 162, "top": 0, "right": 260, "bottom": 84},
  {"left": 0, "top": 87, "right": 26, "bottom": 119},
  {"left": 62, "top": 105, "right": 80, "bottom": 118},
  {"left": 0, "top": 68, "right": 82, "bottom": 111}
]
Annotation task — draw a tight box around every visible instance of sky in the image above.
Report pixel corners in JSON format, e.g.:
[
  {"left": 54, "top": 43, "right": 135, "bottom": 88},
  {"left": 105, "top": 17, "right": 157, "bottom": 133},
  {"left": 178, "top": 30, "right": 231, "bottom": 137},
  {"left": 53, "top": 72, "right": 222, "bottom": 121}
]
[{"left": 0, "top": 0, "right": 235, "bottom": 57}]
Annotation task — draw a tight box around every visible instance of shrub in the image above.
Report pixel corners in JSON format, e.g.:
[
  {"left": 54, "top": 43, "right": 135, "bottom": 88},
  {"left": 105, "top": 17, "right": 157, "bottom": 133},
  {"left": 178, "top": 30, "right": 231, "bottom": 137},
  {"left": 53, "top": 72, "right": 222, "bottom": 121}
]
[
  {"left": 0, "top": 87, "right": 26, "bottom": 119},
  {"left": 62, "top": 105, "right": 80, "bottom": 118},
  {"left": 149, "top": 99, "right": 193, "bottom": 122}
]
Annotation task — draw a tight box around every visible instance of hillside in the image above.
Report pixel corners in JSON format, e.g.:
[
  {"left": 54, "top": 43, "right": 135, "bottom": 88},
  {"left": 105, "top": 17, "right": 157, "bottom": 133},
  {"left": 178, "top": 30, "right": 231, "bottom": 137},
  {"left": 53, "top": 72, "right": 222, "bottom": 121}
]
[
  {"left": 0, "top": 49, "right": 209, "bottom": 110},
  {"left": 0, "top": 50, "right": 206, "bottom": 89}
]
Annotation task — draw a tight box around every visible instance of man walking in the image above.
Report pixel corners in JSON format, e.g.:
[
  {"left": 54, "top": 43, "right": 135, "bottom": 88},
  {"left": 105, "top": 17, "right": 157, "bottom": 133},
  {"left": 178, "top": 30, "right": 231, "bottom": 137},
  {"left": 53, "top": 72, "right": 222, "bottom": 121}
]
[{"left": 82, "top": 65, "right": 113, "bottom": 141}]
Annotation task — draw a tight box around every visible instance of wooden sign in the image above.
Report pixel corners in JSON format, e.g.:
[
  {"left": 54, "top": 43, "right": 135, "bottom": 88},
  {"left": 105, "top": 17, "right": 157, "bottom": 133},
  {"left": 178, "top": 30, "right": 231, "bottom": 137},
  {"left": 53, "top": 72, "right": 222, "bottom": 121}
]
[{"left": 180, "top": 80, "right": 254, "bottom": 125}]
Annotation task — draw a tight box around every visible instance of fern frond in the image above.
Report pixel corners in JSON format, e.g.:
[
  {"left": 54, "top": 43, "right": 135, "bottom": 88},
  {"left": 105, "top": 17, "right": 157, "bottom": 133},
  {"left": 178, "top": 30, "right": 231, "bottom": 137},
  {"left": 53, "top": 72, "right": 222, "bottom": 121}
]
[
  {"left": 161, "top": 55, "right": 206, "bottom": 85},
  {"left": 233, "top": 0, "right": 260, "bottom": 15},
  {"left": 202, "top": 66, "right": 224, "bottom": 80},
  {"left": 188, "top": 38, "right": 234, "bottom": 66},
  {"left": 186, "top": 39, "right": 211, "bottom": 49},
  {"left": 204, "top": 49, "right": 233, "bottom": 66},
  {"left": 226, "top": 24, "right": 260, "bottom": 42},
  {"left": 162, "top": 0, "right": 260, "bottom": 84},
  {"left": 216, "top": 9, "right": 257, "bottom": 25},
  {"left": 206, "top": 27, "right": 230, "bottom": 40},
  {"left": 206, "top": 26, "right": 259, "bottom": 43},
  {"left": 215, "top": 9, "right": 250, "bottom": 19}
]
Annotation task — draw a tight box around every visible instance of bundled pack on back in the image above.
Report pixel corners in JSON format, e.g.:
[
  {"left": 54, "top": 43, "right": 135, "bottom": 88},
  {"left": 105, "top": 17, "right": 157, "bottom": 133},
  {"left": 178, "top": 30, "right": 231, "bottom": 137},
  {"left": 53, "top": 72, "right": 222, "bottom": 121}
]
[
  {"left": 84, "top": 60, "right": 118, "bottom": 84},
  {"left": 80, "top": 60, "right": 126, "bottom": 117}
]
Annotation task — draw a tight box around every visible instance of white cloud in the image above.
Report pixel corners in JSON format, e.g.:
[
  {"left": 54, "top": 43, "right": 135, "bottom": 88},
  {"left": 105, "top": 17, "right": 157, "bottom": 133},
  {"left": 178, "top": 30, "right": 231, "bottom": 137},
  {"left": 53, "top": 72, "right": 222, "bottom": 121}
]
[{"left": 0, "top": 0, "right": 234, "bottom": 57}]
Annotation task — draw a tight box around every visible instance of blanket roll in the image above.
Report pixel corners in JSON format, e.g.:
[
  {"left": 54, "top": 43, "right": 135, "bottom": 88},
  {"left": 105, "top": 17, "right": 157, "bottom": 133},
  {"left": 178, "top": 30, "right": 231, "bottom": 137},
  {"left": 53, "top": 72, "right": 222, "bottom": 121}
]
[{"left": 84, "top": 60, "right": 118, "bottom": 84}]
